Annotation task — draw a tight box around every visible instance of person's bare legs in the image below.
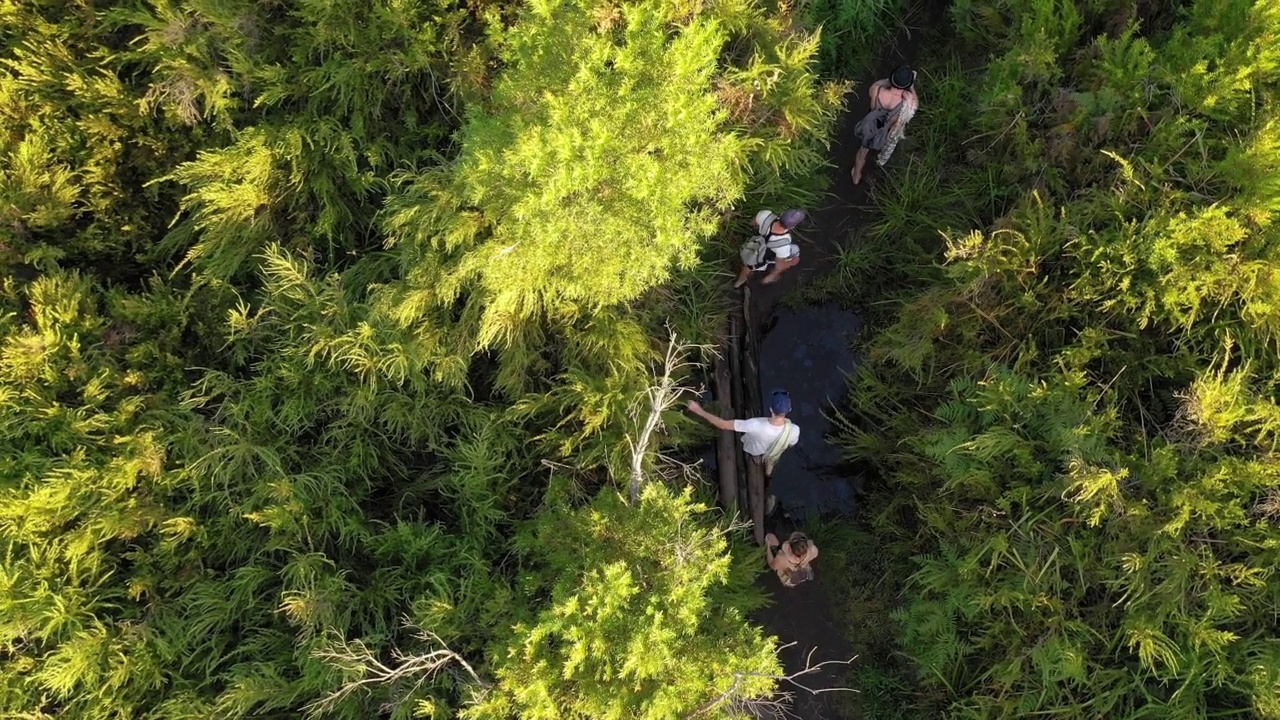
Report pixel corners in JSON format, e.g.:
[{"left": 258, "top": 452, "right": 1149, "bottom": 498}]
[
  {"left": 761, "top": 256, "right": 798, "bottom": 284},
  {"left": 852, "top": 146, "right": 870, "bottom": 185},
  {"left": 733, "top": 264, "right": 752, "bottom": 288}
]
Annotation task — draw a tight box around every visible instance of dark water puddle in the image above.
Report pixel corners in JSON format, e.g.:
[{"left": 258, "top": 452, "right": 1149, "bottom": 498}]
[{"left": 757, "top": 304, "right": 862, "bottom": 520}]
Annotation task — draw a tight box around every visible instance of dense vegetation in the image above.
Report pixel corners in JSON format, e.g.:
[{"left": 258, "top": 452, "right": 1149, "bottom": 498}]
[
  {"left": 0, "top": 0, "right": 849, "bottom": 716},
  {"left": 7, "top": 0, "right": 1280, "bottom": 717},
  {"left": 824, "top": 0, "right": 1280, "bottom": 718}
]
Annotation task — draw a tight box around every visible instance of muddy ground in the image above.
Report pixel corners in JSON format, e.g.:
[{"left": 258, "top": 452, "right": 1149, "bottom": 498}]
[{"left": 742, "top": 2, "right": 948, "bottom": 716}]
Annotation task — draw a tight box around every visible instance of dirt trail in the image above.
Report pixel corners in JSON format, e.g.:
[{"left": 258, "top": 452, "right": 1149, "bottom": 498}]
[{"left": 744, "top": 2, "right": 947, "bottom": 717}]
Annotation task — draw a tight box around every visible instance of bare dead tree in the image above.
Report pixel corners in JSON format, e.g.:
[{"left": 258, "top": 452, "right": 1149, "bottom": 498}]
[
  {"left": 694, "top": 643, "right": 858, "bottom": 719},
  {"left": 305, "top": 619, "right": 487, "bottom": 718},
  {"left": 627, "top": 330, "right": 713, "bottom": 504},
  {"left": 670, "top": 511, "right": 754, "bottom": 572},
  {"left": 654, "top": 449, "right": 708, "bottom": 487}
]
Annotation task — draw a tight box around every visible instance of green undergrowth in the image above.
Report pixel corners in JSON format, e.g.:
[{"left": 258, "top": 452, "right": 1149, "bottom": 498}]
[
  {"left": 824, "top": 0, "right": 1280, "bottom": 717},
  {"left": 801, "top": 0, "right": 908, "bottom": 79},
  {"left": 805, "top": 515, "right": 931, "bottom": 719}
]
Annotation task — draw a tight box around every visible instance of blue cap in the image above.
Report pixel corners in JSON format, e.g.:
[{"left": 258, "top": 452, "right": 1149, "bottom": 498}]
[{"left": 769, "top": 390, "right": 792, "bottom": 415}]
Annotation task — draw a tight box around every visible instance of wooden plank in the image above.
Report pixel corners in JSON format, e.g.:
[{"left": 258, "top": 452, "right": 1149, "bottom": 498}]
[
  {"left": 741, "top": 288, "right": 765, "bottom": 546},
  {"left": 726, "top": 311, "right": 748, "bottom": 515},
  {"left": 712, "top": 325, "right": 738, "bottom": 512}
]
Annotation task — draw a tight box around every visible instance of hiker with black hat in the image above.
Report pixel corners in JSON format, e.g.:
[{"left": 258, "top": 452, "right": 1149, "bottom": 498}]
[
  {"left": 687, "top": 390, "right": 799, "bottom": 518},
  {"left": 852, "top": 65, "right": 919, "bottom": 185},
  {"left": 733, "top": 208, "right": 807, "bottom": 288}
]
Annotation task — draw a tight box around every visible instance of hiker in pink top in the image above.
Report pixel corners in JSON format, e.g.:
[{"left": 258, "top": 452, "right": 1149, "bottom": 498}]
[
  {"left": 852, "top": 65, "right": 919, "bottom": 185},
  {"left": 765, "top": 531, "right": 818, "bottom": 587}
]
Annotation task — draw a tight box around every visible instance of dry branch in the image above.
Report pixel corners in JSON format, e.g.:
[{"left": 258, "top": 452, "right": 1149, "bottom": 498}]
[
  {"left": 694, "top": 642, "right": 858, "bottom": 718},
  {"left": 627, "top": 330, "right": 712, "bottom": 504},
  {"left": 306, "top": 620, "right": 486, "bottom": 717}
]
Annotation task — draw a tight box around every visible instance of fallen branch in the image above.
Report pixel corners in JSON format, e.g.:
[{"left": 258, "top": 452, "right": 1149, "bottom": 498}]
[
  {"left": 627, "top": 329, "right": 713, "bottom": 504},
  {"left": 694, "top": 642, "right": 858, "bottom": 718},
  {"left": 306, "top": 620, "right": 486, "bottom": 717}
]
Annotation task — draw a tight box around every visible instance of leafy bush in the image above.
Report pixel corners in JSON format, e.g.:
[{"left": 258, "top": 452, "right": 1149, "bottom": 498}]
[
  {"left": 832, "top": 1, "right": 1280, "bottom": 717},
  {"left": 473, "top": 483, "right": 779, "bottom": 719},
  {"left": 381, "top": 0, "right": 747, "bottom": 354},
  {"left": 802, "top": 0, "right": 904, "bottom": 78},
  {"left": 0, "top": 0, "right": 849, "bottom": 717}
]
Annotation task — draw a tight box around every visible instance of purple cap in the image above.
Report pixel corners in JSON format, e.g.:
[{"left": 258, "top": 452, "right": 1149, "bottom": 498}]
[
  {"left": 780, "top": 209, "right": 806, "bottom": 229},
  {"left": 769, "top": 391, "right": 792, "bottom": 415}
]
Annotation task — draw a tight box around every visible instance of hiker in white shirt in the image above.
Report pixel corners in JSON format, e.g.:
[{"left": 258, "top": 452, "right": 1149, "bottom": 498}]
[
  {"left": 687, "top": 390, "right": 800, "bottom": 516},
  {"left": 734, "top": 209, "right": 807, "bottom": 288}
]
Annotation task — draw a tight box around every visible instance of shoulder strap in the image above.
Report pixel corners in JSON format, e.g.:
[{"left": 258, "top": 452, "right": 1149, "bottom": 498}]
[
  {"left": 764, "top": 420, "right": 794, "bottom": 461},
  {"left": 757, "top": 213, "right": 779, "bottom": 239},
  {"left": 759, "top": 214, "right": 793, "bottom": 250}
]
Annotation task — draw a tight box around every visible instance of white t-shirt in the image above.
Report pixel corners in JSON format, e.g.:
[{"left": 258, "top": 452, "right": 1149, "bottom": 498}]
[{"left": 733, "top": 417, "right": 800, "bottom": 456}]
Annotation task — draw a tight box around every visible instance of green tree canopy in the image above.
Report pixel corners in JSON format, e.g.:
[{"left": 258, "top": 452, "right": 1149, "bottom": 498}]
[
  {"left": 0, "top": 0, "right": 847, "bottom": 717},
  {"left": 825, "top": 0, "right": 1280, "bottom": 717},
  {"left": 471, "top": 483, "right": 778, "bottom": 719},
  {"left": 382, "top": 0, "right": 746, "bottom": 350}
]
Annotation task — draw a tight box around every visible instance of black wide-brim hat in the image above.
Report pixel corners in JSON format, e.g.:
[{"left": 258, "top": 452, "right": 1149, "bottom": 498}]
[{"left": 891, "top": 65, "right": 914, "bottom": 89}]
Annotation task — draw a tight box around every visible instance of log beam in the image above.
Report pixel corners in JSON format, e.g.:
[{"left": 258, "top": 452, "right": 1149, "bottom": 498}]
[
  {"left": 712, "top": 325, "right": 739, "bottom": 512},
  {"left": 741, "top": 288, "right": 765, "bottom": 546}
]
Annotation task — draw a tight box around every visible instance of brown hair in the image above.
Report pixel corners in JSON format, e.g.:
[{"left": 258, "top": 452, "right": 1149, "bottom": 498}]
[{"left": 787, "top": 532, "right": 810, "bottom": 558}]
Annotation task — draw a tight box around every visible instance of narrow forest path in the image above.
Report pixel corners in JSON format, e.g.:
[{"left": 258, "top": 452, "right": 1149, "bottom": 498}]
[{"left": 743, "top": 3, "right": 947, "bottom": 717}]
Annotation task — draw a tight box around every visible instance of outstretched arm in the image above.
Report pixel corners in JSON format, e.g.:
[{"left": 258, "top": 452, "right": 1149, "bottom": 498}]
[
  {"left": 687, "top": 400, "right": 736, "bottom": 432},
  {"left": 764, "top": 534, "right": 784, "bottom": 570},
  {"left": 767, "top": 550, "right": 786, "bottom": 572}
]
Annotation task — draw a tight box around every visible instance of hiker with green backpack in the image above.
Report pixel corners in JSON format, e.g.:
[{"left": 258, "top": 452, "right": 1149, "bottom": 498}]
[
  {"left": 734, "top": 209, "right": 807, "bottom": 288},
  {"left": 687, "top": 390, "right": 799, "bottom": 518}
]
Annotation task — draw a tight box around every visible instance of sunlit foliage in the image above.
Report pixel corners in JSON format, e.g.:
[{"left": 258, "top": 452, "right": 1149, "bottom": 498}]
[
  {"left": 0, "top": 0, "right": 846, "bottom": 716},
  {"left": 473, "top": 484, "right": 779, "bottom": 719},
  {"left": 828, "top": 1, "right": 1280, "bottom": 717}
]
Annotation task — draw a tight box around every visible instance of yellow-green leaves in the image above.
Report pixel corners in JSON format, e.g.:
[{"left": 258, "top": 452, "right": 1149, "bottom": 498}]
[
  {"left": 1062, "top": 458, "right": 1126, "bottom": 528},
  {"left": 386, "top": 0, "right": 745, "bottom": 345},
  {"left": 473, "top": 484, "right": 779, "bottom": 719},
  {"left": 832, "top": 1, "right": 1280, "bottom": 717}
]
